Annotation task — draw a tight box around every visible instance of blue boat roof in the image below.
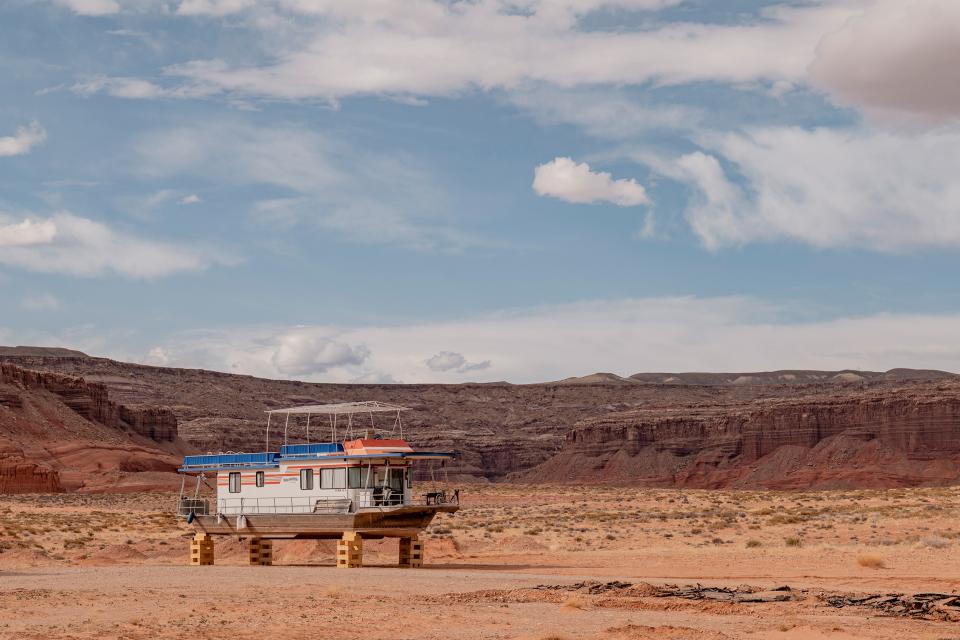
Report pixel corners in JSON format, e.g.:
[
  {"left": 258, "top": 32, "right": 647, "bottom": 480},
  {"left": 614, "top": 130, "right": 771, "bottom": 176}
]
[
  {"left": 280, "top": 442, "right": 344, "bottom": 457},
  {"left": 178, "top": 444, "right": 457, "bottom": 473},
  {"left": 180, "top": 451, "right": 280, "bottom": 472}
]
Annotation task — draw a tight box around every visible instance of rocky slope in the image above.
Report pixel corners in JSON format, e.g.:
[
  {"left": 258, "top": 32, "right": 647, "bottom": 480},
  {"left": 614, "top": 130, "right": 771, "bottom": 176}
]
[
  {"left": 524, "top": 382, "right": 960, "bottom": 488},
  {"left": 0, "top": 362, "right": 191, "bottom": 493},
  {"left": 2, "top": 348, "right": 957, "bottom": 485}
]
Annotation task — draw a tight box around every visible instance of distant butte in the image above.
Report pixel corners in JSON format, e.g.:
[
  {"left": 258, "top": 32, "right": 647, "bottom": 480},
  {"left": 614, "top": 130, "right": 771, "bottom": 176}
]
[{"left": 0, "top": 345, "right": 90, "bottom": 358}]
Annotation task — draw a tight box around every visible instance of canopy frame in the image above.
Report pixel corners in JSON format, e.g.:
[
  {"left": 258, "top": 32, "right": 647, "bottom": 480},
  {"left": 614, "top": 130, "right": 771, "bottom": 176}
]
[{"left": 264, "top": 401, "right": 410, "bottom": 448}]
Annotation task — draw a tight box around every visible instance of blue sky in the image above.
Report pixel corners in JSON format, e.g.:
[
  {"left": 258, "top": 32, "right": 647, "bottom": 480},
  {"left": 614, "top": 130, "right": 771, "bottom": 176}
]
[{"left": 2, "top": 0, "right": 959, "bottom": 382}]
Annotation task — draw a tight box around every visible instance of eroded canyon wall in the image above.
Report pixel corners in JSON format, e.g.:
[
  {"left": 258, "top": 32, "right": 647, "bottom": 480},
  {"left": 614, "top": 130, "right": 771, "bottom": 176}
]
[
  {"left": 526, "top": 384, "right": 960, "bottom": 488},
  {"left": 0, "top": 363, "right": 187, "bottom": 493}
]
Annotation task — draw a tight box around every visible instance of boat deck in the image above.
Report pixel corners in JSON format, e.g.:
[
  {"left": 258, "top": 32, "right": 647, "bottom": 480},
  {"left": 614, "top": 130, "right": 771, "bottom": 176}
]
[{"left": 190, "top": 503, "right": 459, "bottom": 539}]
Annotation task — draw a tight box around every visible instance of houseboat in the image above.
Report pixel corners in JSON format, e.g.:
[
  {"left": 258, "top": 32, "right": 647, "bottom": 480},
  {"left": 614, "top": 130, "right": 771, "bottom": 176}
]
[{"left": 176, "top": 401, "right": 460, "bottom": 567}]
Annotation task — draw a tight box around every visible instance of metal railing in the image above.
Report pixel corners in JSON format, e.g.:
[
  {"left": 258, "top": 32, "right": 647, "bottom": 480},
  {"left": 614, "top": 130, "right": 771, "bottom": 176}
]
[
  {"left": 214, "top": 490, "right": 459, "bottom": 515},
  {"left": 218, "top": 496, "right": 328, "bottom": 515},
  {"left": 177, "top": 498, "right": 210, "bottom": 516}
]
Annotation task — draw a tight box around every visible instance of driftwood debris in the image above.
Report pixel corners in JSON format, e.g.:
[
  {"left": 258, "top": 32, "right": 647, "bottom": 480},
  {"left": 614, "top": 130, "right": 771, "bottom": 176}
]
[
  {"left": 823, "top": 592, "right": 960, "bottom": 621},
  {"left": 652, "top": 583, "right": 798, "bottom": 603},
  {"left": 532, "top": 581, "right": 633, "bottom": 594},
  {"left": 531, "top": 581, "right": 799, "bottom": 602}
]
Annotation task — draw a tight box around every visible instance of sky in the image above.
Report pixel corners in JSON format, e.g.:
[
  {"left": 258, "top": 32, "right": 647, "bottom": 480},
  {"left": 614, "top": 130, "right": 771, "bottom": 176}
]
[{"left": 1, "top": 0, "right": 960, "bottom": 383}]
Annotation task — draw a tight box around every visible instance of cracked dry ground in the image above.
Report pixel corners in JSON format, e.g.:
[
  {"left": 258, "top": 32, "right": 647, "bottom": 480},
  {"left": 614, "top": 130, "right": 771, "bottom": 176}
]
[{"left": 4, "top": 485, "right": 960, "bottom": 639}]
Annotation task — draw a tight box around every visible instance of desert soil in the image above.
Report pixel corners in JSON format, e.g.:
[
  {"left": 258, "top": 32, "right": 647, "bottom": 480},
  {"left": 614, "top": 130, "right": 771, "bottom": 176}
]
[{"left": 3, "top": 485, "right": 960, "bottom": 639}]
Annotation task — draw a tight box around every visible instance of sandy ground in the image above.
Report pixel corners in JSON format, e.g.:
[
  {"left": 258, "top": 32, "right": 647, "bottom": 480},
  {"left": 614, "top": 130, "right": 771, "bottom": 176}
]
[{"left": 3, "top": 485, "right": 960, "bottom": 639}]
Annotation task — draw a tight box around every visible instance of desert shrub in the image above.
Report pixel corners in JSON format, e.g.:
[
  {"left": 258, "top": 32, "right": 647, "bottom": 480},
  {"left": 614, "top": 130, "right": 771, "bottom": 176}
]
[
  {"left": 856, "top": 554, "right": 885, "bottom": 569},
  {"left": 745, "top": 539, "right": 762, "bottom": 548},
  {"left": 784, "top": 537, "right": 801, "bottom": 547},
  {"left": 919, "top": 536, "right": 951, "bottom": 549}
]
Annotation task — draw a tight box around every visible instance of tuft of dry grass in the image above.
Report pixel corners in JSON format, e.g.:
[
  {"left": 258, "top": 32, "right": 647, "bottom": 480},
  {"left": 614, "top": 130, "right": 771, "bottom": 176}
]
[
  {"left": 919, "top": 536, "right": 951, "bottom": 549},
  {"left": 561, "top": 595, "right": 588, "bottom": 611},
  {"left": 856, "top": 554, "right": 885, "bottom": 569}
]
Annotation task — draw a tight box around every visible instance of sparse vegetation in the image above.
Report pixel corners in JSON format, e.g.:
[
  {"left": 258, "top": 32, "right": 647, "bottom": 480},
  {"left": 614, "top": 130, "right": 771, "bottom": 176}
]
[
  {"left": 561, "top": 595, "right": 588, "bottom": 610},
  {"left": 857, "top": 554, "right": 885, "bottom": 569}
]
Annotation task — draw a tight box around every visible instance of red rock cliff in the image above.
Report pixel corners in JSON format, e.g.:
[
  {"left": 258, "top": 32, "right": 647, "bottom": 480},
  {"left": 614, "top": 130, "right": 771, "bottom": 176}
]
[
  {"left": 0, "top": 445, "right": 61, "bottom": 493},
  {"left": 525, "top": 384, "right": 960, "bottom": 489},
  {"left": 0, "top": 363, "right": 178, "bottom": 443},
  {"left": 0, "top": 363, "right": 187, "bottom": 493}
]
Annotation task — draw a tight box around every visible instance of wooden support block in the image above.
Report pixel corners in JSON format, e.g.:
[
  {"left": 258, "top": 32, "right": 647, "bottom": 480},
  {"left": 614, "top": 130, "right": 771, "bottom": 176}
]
[
  {"left": 248, "top": 538, "right": 273, "bottom": 566},
  {"left": 399, "top": 537, "right": 423, "bottom": 568},
  {"left": 337, "top": 532, "right": 363, "bottom": 568},
  {"left": 190, "top": 532, "right": 214, "bottom": 566}
]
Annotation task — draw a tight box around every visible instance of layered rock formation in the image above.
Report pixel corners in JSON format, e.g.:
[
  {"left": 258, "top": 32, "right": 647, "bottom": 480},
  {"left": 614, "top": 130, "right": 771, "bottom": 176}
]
[
  {"left": 0, "top": 445, "right": 61, "bottom": 493},
  {"left": 2, "top": 349, "right": 957, "bottom": 486},
  {"left": 0, "top": 363, "right": 178, "bottom": 443},
  {"left": 525, "top": 383, "right": 960, "bottom": 488},
  {"left": 0, "top": 363, "right": 190, "bottom": 493}
]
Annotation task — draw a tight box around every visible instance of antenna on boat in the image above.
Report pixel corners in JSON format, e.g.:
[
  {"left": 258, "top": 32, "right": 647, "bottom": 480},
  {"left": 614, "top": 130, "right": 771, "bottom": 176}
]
[{"left": 265, "top": 413, "right": 272, "bottom": 451}]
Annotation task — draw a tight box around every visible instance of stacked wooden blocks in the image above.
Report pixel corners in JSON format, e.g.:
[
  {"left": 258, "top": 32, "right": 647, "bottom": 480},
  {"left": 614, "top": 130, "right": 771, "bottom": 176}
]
[
  {"left": 337, "top": 532, "right": 363, "bottom": 568},
  {"left": 248, "top": 538, "right": 273, "bottom": 565},
  {"left": 399, "top": 537, "right": 423, "bottom": 568},
  {"left": 190, "top": 532, "right": 214, "bottom": 566}
]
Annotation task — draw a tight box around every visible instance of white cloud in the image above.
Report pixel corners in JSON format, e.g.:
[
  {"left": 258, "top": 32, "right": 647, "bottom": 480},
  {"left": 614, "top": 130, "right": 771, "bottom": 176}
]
[
  {"left": 148, "top": 1, "right": 860, "bottom": 101},
  {"left": 170, "top": 0, "right": 680, "bottom": 17},
  {"left": 351, "top": 371, "right": 400, "bottom": 384},
  {"left": 144, "top": 346, "right": 171, "bottom": 366},
  {"left": 425, "top": 351, "right": 491, "bottom": 373},
  {"left": 54, "top": 0, "right": 120, "bottom": 15},
  {"left": 179, "top": 194, "right": 202, "bottom": 204},
  {"left": 506, "top": 87, "right": 701, "bottom": 139},
  {"left": 650, "top": 125, "right": 960, "bottom": 252},
  {"left": 425, "top": 351, "right": 466, "bottom": 371},
  {"left": 533, "top": 157, "right": 648, "bottom": 206},
  {"left": 0, "top": 212, "right": 232, "bottom": 278},
  {"left": 0, "top": 121, "right": 46, "bottom": 157},
  {"left": 125, "top": 296, "right": 960, "bottom": 383},
  {"left": 20, "top": 293, "right": 61, "bottom": 312},
  {"left": 810, "top": 0, "right": 960, "bottom": 121},
  {"left": 175, "top": 0, "right": 256, "bottom": 16},
  {"left": 71, "top": 76, "right": 215, "bottom": 100},
  {"left": 271, "top": 328, "right": 369, "bottom": 376},
  {"left": 134, "top": 121, "right": 474, "bottom": 251},
  {"left": 0, "top": 219, "right": 58, "bottom": 246}
]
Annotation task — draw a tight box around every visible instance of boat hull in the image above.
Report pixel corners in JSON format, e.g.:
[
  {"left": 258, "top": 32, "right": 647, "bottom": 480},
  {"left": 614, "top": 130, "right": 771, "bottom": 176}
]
[{"left": 190, "top": 504, "right": 459, "bottom": 539}]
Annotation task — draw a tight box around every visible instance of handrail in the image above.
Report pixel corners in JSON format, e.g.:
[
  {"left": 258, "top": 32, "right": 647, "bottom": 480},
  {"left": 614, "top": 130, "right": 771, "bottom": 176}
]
[
  {"left": 213, "top": 492, "right": 458, "bottom": 515},
  {"left": 177, "top": 498, "right": 210, "bottom": 516}
]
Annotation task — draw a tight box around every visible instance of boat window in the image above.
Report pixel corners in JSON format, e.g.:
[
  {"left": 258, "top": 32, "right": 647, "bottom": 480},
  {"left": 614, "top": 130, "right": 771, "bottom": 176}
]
[
  {"left": 300, "top": 468, "right": 314, "bottom": 490},
  {"left": 322, "top": 468, "right": 346, "bottom": 489},
  {"left": 389, "top": 468, "right": 404, "bottom": 492},
  {"left": 228, "top": 472, "right": 241, "bottom": 493},
  {"left": 348, "top": 467, "right": 363, "bottom": 489},
  {"left": 255, "top": 471, "right": 264, "bottom": 487}
]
